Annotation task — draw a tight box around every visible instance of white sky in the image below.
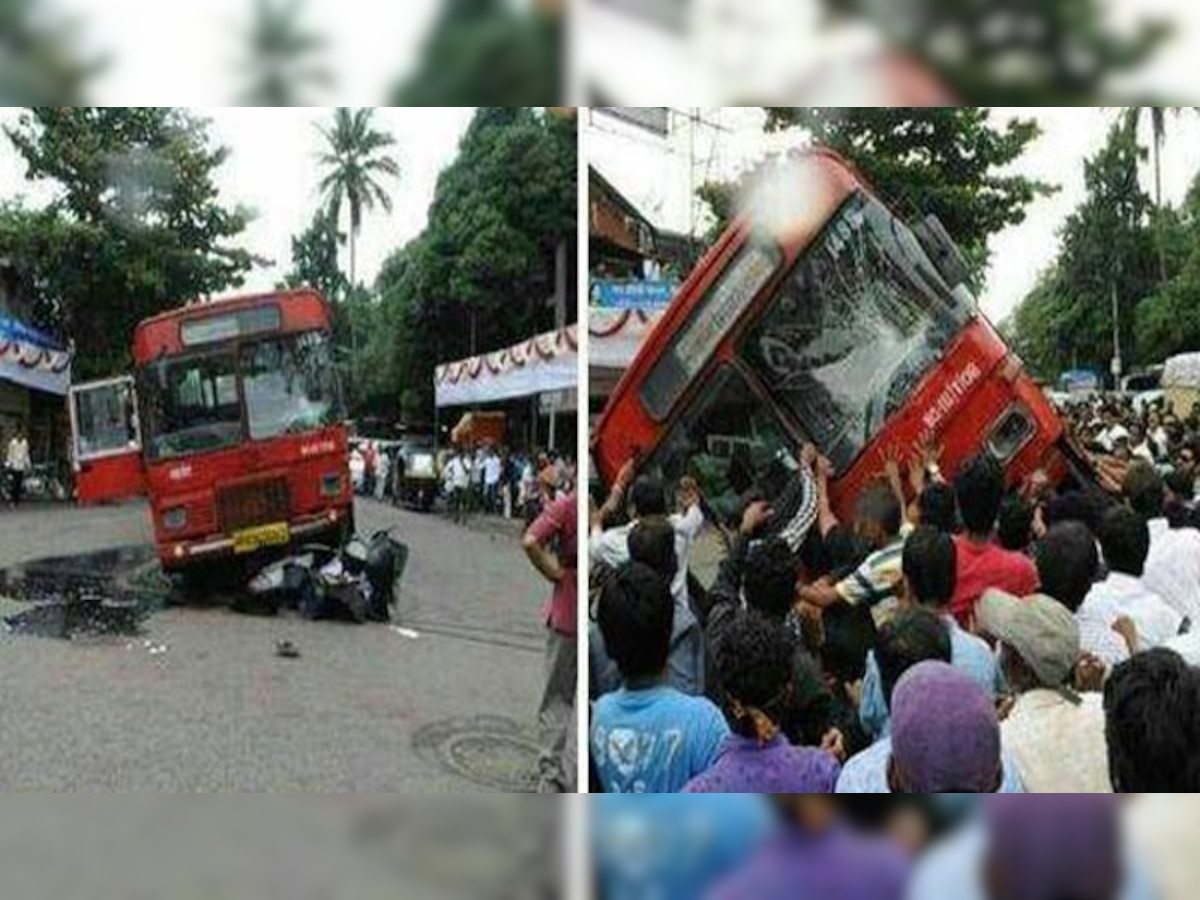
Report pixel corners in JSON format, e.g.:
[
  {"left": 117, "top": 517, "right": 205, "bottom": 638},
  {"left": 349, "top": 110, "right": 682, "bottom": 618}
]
[
  {"left": 0, "top": 107, "right": 477, "bottom": 293},
  {"left": 588, "top": 107, "right": 1200, "bottom": 324}
]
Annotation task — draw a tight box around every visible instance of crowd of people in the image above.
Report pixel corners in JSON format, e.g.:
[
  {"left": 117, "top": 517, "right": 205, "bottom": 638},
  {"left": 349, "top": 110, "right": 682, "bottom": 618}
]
[
  {"left": 587, "top": 426, "right": 1200, "bottom": 796},
  {"left": 442, "top": 445, "right": 576, "bottom": 525},
  {"left": 593, "top": 793, "right": 1195, "bottom": 900}
]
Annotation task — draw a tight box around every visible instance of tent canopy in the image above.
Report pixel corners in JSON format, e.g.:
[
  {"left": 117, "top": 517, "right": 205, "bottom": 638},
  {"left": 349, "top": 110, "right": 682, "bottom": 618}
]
[{"left": 435, "top": 325, "right": 578, "bottom": 409}]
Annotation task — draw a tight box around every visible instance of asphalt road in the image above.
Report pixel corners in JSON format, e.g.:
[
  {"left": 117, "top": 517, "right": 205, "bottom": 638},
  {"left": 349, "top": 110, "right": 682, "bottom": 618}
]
[{"left": 0, "top": 498, "right": 564, "bottom": 792}]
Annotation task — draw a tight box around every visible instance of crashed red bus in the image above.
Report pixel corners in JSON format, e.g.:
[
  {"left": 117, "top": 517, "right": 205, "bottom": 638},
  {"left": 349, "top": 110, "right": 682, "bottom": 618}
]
[
  {"left": 593, "top": 149, "right": 1075, "bottom": 527},
  {"left": 68, "top": 288, "right": 353, "bottom": 574}
]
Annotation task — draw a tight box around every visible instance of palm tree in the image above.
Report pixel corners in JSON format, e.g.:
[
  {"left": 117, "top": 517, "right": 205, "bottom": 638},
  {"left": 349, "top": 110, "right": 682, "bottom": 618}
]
[
  {"left": 317, "top": 107, "right": 400, "bottom": 290},
  {"left": 236, "top": 0, "right": 331, "bottom": 105},
  {"left": 1122, "top": 106, "right": 1200, "bottom": 278}
]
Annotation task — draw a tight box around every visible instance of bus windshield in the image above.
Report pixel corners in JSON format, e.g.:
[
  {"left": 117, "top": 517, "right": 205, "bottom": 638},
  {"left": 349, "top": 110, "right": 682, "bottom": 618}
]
[
  {"left": 740, "top": 194, "right": 970, "bottom": 470},
  {"left": 140, "top": 329, "right": 344, "bottom": 462}
]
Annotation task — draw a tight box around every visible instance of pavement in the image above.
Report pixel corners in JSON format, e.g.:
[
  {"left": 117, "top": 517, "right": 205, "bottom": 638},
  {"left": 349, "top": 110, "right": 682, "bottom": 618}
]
[{"left": 0, "top": 497, "right": 564, "bottom": 792}]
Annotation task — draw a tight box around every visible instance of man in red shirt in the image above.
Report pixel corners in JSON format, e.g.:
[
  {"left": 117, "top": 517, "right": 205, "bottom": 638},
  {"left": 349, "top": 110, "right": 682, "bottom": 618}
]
[
  {"left": 950, "top": 454, "right": 1040, "bottom": 629},
  {"left": 523, "top": 490, "right": 578, "bottom": 792}
]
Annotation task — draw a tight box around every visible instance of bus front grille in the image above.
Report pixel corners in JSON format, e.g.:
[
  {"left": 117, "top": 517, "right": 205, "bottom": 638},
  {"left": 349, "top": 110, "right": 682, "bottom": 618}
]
[{"left": 217, "top": 477, "right": 291, "bottom": 533}]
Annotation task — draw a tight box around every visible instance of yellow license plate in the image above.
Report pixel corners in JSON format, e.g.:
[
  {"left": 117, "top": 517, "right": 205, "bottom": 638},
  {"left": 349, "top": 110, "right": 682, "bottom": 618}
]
[{"left": 232, "top": 522, "right": 291, "bottom": 554}]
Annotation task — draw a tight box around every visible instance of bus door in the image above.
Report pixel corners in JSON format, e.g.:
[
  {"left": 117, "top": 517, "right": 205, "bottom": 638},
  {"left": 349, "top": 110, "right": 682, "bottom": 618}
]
[{"left": 68, "top": 375, "right": 146, "bottom": 504}]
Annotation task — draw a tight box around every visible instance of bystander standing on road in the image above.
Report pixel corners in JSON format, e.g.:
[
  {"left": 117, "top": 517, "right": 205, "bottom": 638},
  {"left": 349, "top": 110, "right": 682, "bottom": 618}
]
[{"left": 5, "top": 426, "right": 31, "bottom": 508}]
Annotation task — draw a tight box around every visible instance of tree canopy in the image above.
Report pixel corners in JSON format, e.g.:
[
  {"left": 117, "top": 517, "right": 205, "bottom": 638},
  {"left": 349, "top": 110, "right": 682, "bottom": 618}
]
[{"left": 0, "top": 107, "right": 255, "bottom": 377}]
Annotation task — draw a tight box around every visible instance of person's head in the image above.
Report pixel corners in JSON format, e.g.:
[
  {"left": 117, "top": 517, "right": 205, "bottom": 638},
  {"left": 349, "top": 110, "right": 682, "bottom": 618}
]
[
  {"left": 854, "top": 481, "right": 902, "bottom": 548},
  {"left": 901, "top": 526, "right": 957, "bottom": 611},
  {"left": 997, "top": 494, "right": 1034, "bottom": 552},
  {"left": 1096, "top": 505, "right": 1150, "bottom": 578},
  {"left": 1165, "top": 467, "right": 1195, "bottom": 503},
  {"left": 955, "top": 453, "right": 1006, "bottom": 538},
  {"left": 875, "top": 607, "right": 952, "bottom": 713},
  {"left": 978, "top": 590, "right": 1081, "bottom": 695},
  {"left": 713, "top": 611, "right": 795, "bottom": 739},
  {"left": 889, "top": 661, "right": 1003, "bottom": 793},
  {"left": 627, "top": 516, "right": 678, "bottom": 583},
  {"left": 596, "top": 562, "right": 674, "bottom": 686},
  {"left": 819, "top": 603, "right": 877, "bottom": 688},
  {"left": 627, "top": 475, "right": 667, "bottom": 519},
  {"left": 1043, "top": 489, "right": 1105, "bottom": 535},
  {"left": 1177, "top": 444, "right": 1197, "bottom": 474},
  {"left": 1104, "top": 648, "right": 1200, "bottom": 792},
  {"left": 985, "top": 796, "right": 1122, "bottom": 900},
  {"left": 917, "top": 482, "right": 958, "bottom": 534},
  {"left": 742, "top": 536, "right": 798, "bottom": 621},
  {"left": 1123, "top": 459, "right": 1165, "bottom": 520},
  {"left": 1033, "top": 522, "right": 1099, "bottom": 613}
]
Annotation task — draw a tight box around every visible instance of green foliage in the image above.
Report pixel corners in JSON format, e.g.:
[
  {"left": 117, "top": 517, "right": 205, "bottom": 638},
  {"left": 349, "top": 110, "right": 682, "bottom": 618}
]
[
  {"left": 281, "top": 205, "right": 347, "bottom": 302},
  {"left": 0, "top": 107, "right": 255, "bottom": 377},
  {"left": 758, "top": 108, "right": 1054, "bottom": 277},
  {"left": 1136, "top": 179, "right": 1200, "bottom": 359},
  {"left": 236, "top": 0, "right": 331, "bottom": 105},
  {"left": 1009, "top": 117, "right": 1164, "bottom": 378},
  {"left": 0, "top": 0, "right": 101, "bottom": 103},
  {"left": 389, "top": 0, "right": 561, "bottom": 105},
  {"left": 817, "top": 0, "right": 1170, "bottom": 103},
  {"left": 365, "top": 107, "right": 577, "bottom": 423}
]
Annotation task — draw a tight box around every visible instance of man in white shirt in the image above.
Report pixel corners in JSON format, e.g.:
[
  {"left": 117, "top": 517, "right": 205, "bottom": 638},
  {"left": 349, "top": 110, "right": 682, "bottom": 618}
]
[
  {"left": 5, "top": 426, "right": 31, "bottom": 508},
  {"left": 1089, "top": 505, "right": 1184, "bottom": 652},
  {"left": 483, "top": 449, "right": 503, "bottom": 514},
  {"left": 1124, "top": 461, "right": 1200, "bottom": 624},
  {"left": 444, "top": 451, "right": 471, "bottom": 524}
]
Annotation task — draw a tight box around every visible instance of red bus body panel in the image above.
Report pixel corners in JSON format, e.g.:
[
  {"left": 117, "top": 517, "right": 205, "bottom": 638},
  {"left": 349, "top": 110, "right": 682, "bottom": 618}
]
[
  {"left": 75, "top": 452, "right": 146, "bottom": 504},
  {"left": 593, "top": 150, "right": 1068, "bottom": 522}
]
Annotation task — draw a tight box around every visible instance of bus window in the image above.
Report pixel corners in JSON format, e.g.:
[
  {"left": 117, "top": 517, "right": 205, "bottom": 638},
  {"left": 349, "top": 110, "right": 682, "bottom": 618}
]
[
  {"left": 73, "top": 378, "right": 140, "bottom": 459},
  {"left": 644, "top": 364, "right": 795, "bottom": 526},
  {"left": 141, "top": 351, "right": 243, "bottom": 461},
  {"left": 740, "top": 195, "right": 966, "bottom": 472},
  {"left": 241, "top": 331, "right": 345, "bottom": 441}
]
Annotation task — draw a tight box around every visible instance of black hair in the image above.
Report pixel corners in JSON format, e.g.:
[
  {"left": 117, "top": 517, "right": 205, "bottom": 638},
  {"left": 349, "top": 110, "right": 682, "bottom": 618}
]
[
  {"left": 597, "top": 562, "right": 674, "bottom": 683},
  {"left": 1097, "top": 505, "right": 1151, "bottom": 579},
  {"left": 856, "top": 481, "right": 902, "bottom": 538},
  {"left": 821, "top": 524, "right": 872, "bottom": 581},
  {"left": 875, "top": 607, "right": 952, "bottom": 713},
  {"left": 1034, "top": 522, "right": 1100, "bottom": 613},
  {"left": 903, "top": 526, "right": 957, "bottom": 609},
  {"left": 1165, "top": 468, "right": 1195, "bottom": 502},
  {"left": 997, "top": 493, "right": 1034, "bottom": 552},
  {"left": 742, "top": 536, "right": 798, "bottom": 621},
  {"left": 627, "top": 517, "right": 678, "bottom": 583},
  {"left": 918, "top": 483, "right": 959, "bottom": 534},
  {"left": 713, "top": 611, "right": 796, "bottom": 736},
  {"left": 628, "top": 475, "right": 667, "bottom": 518},
  {"left": 1123, "top": 460, "right": 1166, "bottom": 520},
  {"left": 954, "top": 453, "right": 1005, "bottom": 537},
  {"left": 1044, "top": 489, "right": 1107, "bottom": 535},
  {"left": 1104, "top": 649, "right": 1200, "bottom": 792},
  {"left": 820, "top": 603, "right": 878, "bottom": 685}
]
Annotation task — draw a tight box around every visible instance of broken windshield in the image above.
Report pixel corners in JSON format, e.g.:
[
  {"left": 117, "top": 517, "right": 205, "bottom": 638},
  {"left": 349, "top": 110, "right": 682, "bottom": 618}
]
[{"left": 740, "top": 195, "right": 971, "bottom": 471}]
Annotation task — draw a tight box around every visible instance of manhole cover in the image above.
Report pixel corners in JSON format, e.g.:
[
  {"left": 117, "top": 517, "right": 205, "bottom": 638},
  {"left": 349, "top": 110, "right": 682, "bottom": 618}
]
[{"left": 413, "top": 716, "right": 540, "bottom": 792}]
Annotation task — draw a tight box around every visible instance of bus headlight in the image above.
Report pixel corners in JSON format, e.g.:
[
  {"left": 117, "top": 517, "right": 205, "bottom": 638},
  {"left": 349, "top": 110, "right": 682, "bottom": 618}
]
[
  {"left": 320, "top": 472, "right": 343, "bottom": 498},
  {"left": 162, "top": 507, "right": 188, "bottom": 531}
]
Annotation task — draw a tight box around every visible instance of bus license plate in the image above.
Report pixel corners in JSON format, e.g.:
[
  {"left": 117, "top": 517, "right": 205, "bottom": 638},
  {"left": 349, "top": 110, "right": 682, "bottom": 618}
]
[{"left": 232, "top": 522, "right": 291, "bottom": 554}]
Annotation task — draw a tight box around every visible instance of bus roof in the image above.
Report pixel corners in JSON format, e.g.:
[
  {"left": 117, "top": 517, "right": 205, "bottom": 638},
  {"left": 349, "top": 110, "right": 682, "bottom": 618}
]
[{"left": 132, "top": 288, "right": 331, "bottom": 363}]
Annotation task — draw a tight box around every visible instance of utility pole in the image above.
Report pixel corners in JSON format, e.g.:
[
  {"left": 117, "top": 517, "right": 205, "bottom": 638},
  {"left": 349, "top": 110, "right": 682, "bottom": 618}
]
[{"left": 1111, "top": 279, "right": 1123, "bottom": 387}]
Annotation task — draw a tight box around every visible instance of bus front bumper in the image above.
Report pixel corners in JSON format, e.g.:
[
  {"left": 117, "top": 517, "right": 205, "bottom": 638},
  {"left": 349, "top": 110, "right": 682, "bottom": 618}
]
[{"left": 159, "top": 506, "right": 351, "bottom": 570}]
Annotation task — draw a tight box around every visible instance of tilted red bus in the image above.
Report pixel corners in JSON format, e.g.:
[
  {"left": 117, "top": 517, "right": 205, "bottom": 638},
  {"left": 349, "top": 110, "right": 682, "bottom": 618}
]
[
  {"left": 593, "top": 150, "right": 1076, "bottom": 525},
  {"left": 68, "top": 288, "right": 353, "bottom": 573}
]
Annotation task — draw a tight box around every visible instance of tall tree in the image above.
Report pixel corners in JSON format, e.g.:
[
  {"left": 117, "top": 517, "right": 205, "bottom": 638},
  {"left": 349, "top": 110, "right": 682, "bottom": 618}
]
[
  {"left": 235, "top": 0, "right": 331, "bottom": 105},
  {"left": 316, "top": 107, "right": 399, "bottom": 292},
  {"left": 1136, "top": 175, "right": 1200, "bottom": 359},
  {"left": 746, "top": 108, "right": 1054, "bottom": 278},
  {"left": 816, "top": 0, "right": 1170, "bottom": 103},
  {"left": 281, "top": 205, "right": 347, "bottom": 302},
  {"left": 1009, "top": 119, "right": 1159, "bottom": 379},
  {"left": 0, "top": 0, "right": 102, "bottom": 103},
  {"left": 1122, "top": 106, "right": 1199, "bottom": 279},
  {"left": 389, "top": 0, "right": 561, "bottom": 105},
  {"left": 2, "top": 107, "right": 256, "bottom": 376}
]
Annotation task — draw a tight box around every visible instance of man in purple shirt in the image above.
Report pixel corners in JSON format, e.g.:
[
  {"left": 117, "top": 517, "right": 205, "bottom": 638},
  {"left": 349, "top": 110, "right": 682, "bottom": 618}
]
[
  {"left": 708, "top": 796, "right": 910, "bottom": 900},
  {"left": 684, "top": 611, "right": 840, "bottom": 792}
]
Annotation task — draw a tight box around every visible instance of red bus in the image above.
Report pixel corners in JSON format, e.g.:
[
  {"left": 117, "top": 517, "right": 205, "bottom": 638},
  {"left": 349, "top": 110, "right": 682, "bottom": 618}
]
[
  {"left": 68, "top": 288, "right": 353, "bottom": 573},
  {"left": 593, "top": 150, "right": 1076, "bottom": 525}
]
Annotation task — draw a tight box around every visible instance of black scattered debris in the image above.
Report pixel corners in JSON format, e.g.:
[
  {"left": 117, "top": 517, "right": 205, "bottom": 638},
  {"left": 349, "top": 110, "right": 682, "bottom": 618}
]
[{"left": 275, "top": 639, "right": 301, "bottom": 659}]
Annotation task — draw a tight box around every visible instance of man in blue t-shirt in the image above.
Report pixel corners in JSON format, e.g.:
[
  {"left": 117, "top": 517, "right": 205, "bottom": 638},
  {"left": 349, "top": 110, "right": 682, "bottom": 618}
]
[
  {"left": 592, "top": 794, "right": 775, "bottom": 900},
  {"left": 591, "top": 562, "right": 730, "bottom": 793}
]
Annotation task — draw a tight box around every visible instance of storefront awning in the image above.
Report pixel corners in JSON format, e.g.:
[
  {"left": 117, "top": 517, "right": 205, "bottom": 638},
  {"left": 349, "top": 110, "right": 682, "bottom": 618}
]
[
  {"left": 0, "top": 315, "right": 72, "bottom": 397},
  {"left": 435, "top": 325, "right": 578, "bottom": 409}
]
